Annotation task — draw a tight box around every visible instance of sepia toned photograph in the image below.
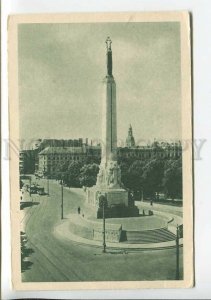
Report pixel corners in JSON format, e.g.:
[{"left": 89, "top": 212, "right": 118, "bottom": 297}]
[{"left": 8, "top": 12, "right": 193, "bottom": 290}]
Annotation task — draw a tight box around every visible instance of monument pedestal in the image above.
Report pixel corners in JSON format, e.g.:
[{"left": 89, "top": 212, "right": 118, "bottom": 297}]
[{"left": 86, "top": 186, "right": 139, "bottom": 219}]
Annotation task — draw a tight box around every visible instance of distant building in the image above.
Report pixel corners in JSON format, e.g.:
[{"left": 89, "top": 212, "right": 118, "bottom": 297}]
[
  {"left": 126, "top": 124, "right": 135, "bottom": 147},
  {"left": 38, "top": 144, "right": 101, "bottom": 176},
  {"left": 37, "top": 143, "right": 181, "bottom": 177},
  {"left": 38, "top": 146, "right": 86, "bottom": 175},
  {"left": 38, "top": 138, "right": 84, "bottom": 150},
  {"left": 19, "top": 134, "right": 182, "bottom": 177},
  {"left": 118, "top": 142, "right": 182, "bottom": 161},
  {"left": 20, "top": 138, "right": 86, "bottom": 175},
  {"left": 19, "top": 150, "right": 37, "bottom": 174}
]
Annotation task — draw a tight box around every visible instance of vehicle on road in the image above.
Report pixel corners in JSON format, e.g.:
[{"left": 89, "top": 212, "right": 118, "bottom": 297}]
[
  {"left": 29, "top": 185, "right": 37, "bottom": 194},
  {"left": 27, "top": 183, "right": 45, "bottom": 195},
  {"left": 37, "top": 186, "right": 45, "bottom": 195}
]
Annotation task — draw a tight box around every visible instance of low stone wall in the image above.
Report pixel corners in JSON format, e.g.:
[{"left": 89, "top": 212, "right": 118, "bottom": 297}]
[
  {"left": 93, "top": 227, "right": 122, "bottom": 243},
  {"left": 68, "top": 215, "right": 122, "bottom": 243},
  {"left": 67, "top": 209, "right": 182, "bottom": 244}
]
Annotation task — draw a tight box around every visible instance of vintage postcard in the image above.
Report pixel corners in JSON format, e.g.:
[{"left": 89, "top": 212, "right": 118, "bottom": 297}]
[{"left": 8, "top": 12, "right": 193, "bottom": 290}]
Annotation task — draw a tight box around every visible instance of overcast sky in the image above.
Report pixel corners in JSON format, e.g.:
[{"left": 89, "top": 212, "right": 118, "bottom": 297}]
[{"left": 18, "top": 22, "right": 181, "bottom": 145}]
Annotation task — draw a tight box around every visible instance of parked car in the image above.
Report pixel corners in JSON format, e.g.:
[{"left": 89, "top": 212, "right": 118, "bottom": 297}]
[
  {"left": 30, "top": 185, "right": 37, "bottom": 194},
  {"left": 37, "top": 187, "right": 45, "bottom": 195}
]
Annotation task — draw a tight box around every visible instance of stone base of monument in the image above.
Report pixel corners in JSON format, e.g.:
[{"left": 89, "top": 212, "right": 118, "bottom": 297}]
[
  {"left": 86, "top": 187, "right": 139, "bottom": 219},
  {"left": 96, "top": 205, "right": 139, "bottom": 219}
]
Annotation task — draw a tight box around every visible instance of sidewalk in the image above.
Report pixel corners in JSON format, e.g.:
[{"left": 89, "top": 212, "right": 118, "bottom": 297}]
[{"left": 135, "top": 201, "right": 183, "bottom": 217}]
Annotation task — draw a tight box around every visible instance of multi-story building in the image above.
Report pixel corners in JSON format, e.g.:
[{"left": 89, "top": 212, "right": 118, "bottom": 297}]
[
  {"left": 38, "top": 144, "right": 102, "bottom": 176},
  {"left": 118, "top": 143, "right": 182, "bottom": 161},
  {"left": 122, "top": 125, "right": 182, "bottom": 160},
  {"left": 39, "top": 138, "right": 84, "bottom": 150},
  {"left": 38, "top": 146, "right": 85, "bottom": 175},
  {"left": 19, "top": 127, "right": 182, "bottom": 176},
  {"left": 38, "top": 145, "right": 181, "bottom": 178},
  {"left": 19, "top": 150, "right": 36, "bottom": 174}
]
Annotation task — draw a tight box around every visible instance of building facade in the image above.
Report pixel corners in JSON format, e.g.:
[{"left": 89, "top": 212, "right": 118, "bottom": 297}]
[
  {"left": 19, "top": 150, "right": 37, "bottom": 174},
  {"left": 118, "top": 143, "right": 182, "bottom": 161},
  {"left": 37, "top": 142, "right": 182, "bottom": 177},
  {"left": 19, "top": 133, "right": 182, "bottom": 177},
  {"left": 38, "top": 145, "right": 101, "bottom": 176}
]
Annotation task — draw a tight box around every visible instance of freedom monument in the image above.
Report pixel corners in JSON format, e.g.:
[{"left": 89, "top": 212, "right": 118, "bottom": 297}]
[{"left": 86, "top": 37, "right": 139, "bottom": 218}]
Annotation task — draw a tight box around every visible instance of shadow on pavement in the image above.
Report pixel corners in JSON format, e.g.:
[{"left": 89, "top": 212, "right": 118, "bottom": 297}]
[
  {"left": 20, "top": 201, "right": 40, "bottom": 210},
  {"left": 94, "top": 250, "right": 128, "bottom": 255}
]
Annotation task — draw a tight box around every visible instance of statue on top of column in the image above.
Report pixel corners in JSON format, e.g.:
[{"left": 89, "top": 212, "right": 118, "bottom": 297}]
[
  {"left": 105, "top": 36, "right": 112, "bottom": 76},
  {"left": 105, "top": 36, "right": 112, "bottom": 50}
]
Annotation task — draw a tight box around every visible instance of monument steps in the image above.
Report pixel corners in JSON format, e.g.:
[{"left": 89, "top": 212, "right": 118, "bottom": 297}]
[{"left": 123, "top": 228, "right": 176, "bottom": 244}]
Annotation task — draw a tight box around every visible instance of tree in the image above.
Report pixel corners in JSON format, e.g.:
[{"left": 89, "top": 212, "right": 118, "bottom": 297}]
[
  {"left": 65, "top": 161, "right": 83, "bottom": 187},
  {"left": 83, "top": 156, "right": 100, "bottom": 165},
  {"left": 54, "top": 162, "right": 68, "bottom": 181},
  {"left": 119, "top": 160, "right": 131, "bottom": 189},
  {"left": 163, "top": 158, "right": 182, "bottom": 200},
  {"left": 79, "top": 163, "right": 99, "bottom": 187},
  {"left": 124, "top": 160, "right": 145, "bottom": 192},
  {"left": 142, "top": 159, "right": 164, "bottom": 199}
]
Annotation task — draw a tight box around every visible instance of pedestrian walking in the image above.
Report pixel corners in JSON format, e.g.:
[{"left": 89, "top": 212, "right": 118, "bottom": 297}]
[{"left": 78, "top": 206, "right": 81, "bottom": 214}]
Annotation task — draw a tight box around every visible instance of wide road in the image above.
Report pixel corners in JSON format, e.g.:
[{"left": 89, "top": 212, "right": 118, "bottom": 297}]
[{"left": 21, "top": 178, "right": 183, "bottom": 282}]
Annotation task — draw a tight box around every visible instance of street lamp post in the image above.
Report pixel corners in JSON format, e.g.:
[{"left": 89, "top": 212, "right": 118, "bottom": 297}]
[
  {"left": 61, "top": 178, "right": 64, "bottom": 219},
  {"left": 29, "top": 176, "right": 31, "bottom": 198},
  {"left": 47, "top": 176, "right": 50, "bottom": 196},
  {"left": 43, "top": 167, "right": 50, "bottom": 196},
  {"left": 176, "top": 224, "right": 180, "bottom": 280},
  {"left": 102, "top": 200, "right": 106, "bottom": 253},
  {"left": 99, "top": 195, "right": 106, "bottom": 253}
]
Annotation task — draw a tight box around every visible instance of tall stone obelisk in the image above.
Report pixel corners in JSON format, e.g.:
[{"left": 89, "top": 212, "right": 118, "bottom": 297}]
[
  {"left": 96, "top": 37, "right": 121, "bottom": 189},
  {"left": 101, "top": 37, "right": 117, "bottom": 164},
  {"left": 95, "top": 37, "right": 122, "bottom": 192},
  {"left": 86, "top": 37, "right": 139, "bottom": 218}
]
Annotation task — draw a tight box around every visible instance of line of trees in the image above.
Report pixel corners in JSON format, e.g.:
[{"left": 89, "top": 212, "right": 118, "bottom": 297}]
[
  {"left": 53, "top": 161, "right": 100, "bottom": 188},
  {"left": 51, "top": 156, "right": 182, "bottom": 201},
  {"left": 119, "top": 157, "right": 182, "bottom": 201}
]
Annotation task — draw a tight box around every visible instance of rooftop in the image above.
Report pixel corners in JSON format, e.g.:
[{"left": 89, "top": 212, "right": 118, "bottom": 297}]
[{"left": 39, "top": 147, "right": 85, "bottom": 155}]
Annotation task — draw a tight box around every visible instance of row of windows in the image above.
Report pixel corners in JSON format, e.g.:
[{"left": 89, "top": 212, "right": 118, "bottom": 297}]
[
  {"left": 41, "top": 151, "right": 181, "bottom": 159},
  {"left": 42, "top": 155, "right": 82, "bottom": 161},
  {"left": 121, "top": 152, "right": 181, "bottom": 158},
  {"left": 39, "top": 151, "right": 181, "bottom": 163},
  {"left": 41, "top": 156, "right": 81, "bottom": 165}
]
